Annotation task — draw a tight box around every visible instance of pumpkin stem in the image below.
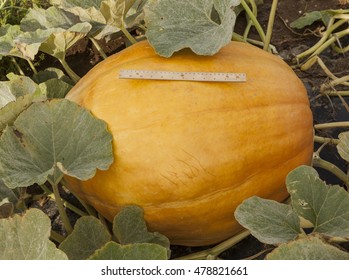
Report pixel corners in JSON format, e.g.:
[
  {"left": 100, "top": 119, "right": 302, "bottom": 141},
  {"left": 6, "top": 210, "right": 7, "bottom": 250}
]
[
  {"left": 90, "top": 37, "right": 108, "bottom": 60},
  {"left": 263, "top": 0, "right": 278, "bottom": 52},
  {"left": 121, "top": 27, "right": 137, "bottom": 45},
  {"left": 174, "top": 230, "right": 251, "bottom": 260},
  {"left": 49, "top": 177, "right": 74, "bottom": 235},
  {"left": 240, "top": 0, "right": 266, "bottom": 43}
]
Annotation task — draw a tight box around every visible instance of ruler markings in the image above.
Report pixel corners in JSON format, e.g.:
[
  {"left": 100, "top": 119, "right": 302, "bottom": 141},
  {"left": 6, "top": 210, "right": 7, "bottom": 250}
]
[{"left": 119, "top": 70, "right": 246, "bottom": 82}]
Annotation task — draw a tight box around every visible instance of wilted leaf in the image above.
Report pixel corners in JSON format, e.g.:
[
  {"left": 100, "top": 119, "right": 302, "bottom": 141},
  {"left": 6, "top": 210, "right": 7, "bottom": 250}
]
[
  {"left": 234, "top": 196, "right": 301, "bottom": 245},
  {"left": 0, "top": 25, "right": 32, "bottom": 60},
  {"left": 0, "top": 24, "right": 52, "bottom": 61},
  {"left": 113, "top": 205, "right": 170, "bottom": 250},
  {"left": 337, "top": 131, "right": 349, "bottom": 162},
  {"left": 286, "top": 165, "right": 349, "bottom": 238},
  {"left": 290, "top": 10, "right": 344, "bottom": 29},
  {"left": 0, "top": 99, "right": 113, "bottom": 188},
  {"left": 144, "top": 0, "right": 240, "bottom": 57},
  {"left": 266, "top": 236, "right": 349, "bottom": 260},
  {"left": 59, "top": 216, "right": 111, "bottom": 260},
  {"left": 88, "top": 241, "right": 168, "bottom": 260},
  {"left": 290, "top": 11, "right": 332, "bottom": 29},
  {"left": 0, "top": 208, "right": 67, "bottom": 259}
]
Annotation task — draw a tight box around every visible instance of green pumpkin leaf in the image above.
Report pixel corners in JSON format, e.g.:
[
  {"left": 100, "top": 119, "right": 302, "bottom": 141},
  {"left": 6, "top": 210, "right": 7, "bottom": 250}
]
[
  {"left": 0, "top": 99, "right": 113, "bottom": 188},
  {"left": 0, "top": 180, "right": 18, "bottom": 206},
  {"left": 51, "top": 0, "right": 141, "bottom": 40},
  {"left": 0, "top": 208, "right": 68, "bottom": 260},
  {"left": 38, "top": 22, "right": 92, "bottom": 61},
  {"left": 144, "top": 0, "right": 240, "bottom": 57},
  {"left": 234, "top": 196, "right": 301, "bottom": 245},
  {"left": 0, "top": 24, "right": 52, "bottom": 61},
  {"left": 20, "top": 5, "right": 81, "bottom": 31},
  {"left": 39, "top": 79, "right": 73, "bottom": 99},
  {"left": 266, "top": 236, "right": 349, "bottom": 260},
  {"left": 32, "top": 68, "right": 73, "bottom": 85},
  {"left": 113, "top": 205, "right": 170, "bottom": 251},
  {"left": 290, "top": 10, "right": 345, "bottom": 29},
  {"left": 0, "top": 25, "right": 32, "bottom": 60},
  {"left": 59, "top": 216, "right": 111, "bottom": 260},
  {"left": 88, "top": 241, "right": 168, "bottom": 260},
  {"left": 0, "top": 180, "right": 18, "bottom": 218},
  {"left": 0, "top": 74, "right": 39, "bottom": 108},
  {"left": 290, "top": 11, "right": 330, "bottom": 29},
  {"left": 286, "top": 165, "right": 349, "bottom": 238},
  {"left": 0, "top": 74, "right": 45, "bottom": 132}
]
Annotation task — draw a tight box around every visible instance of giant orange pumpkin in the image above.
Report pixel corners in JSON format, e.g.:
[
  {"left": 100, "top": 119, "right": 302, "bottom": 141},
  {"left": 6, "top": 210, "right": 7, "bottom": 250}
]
[{"left": 65, "top": 40, "right": 313, "bottom": 246}]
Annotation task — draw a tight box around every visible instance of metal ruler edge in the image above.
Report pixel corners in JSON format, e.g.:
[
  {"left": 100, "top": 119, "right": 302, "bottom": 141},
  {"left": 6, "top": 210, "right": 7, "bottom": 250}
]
[{"left": 119, "top": 70, "right": 246, "bottom": 82}]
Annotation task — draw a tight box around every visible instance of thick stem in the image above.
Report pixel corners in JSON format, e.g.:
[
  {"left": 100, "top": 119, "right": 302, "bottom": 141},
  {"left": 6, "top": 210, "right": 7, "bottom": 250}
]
[
  {"left": 61, "top": 178, "right": 98, "bottom": 217},
  {"left": 90, "top": 37, "right": 107, "bottom": 59},
  {"left": 314, "top": 135, "right": 340, "bottom": 145},
  {"left": 40, "top": 184, "right": 88, "bottom": 217},
  {"left": 50, "top": 178, "right": 73, "bottom": 234},
  {"left": 263, "top": 0, "right": 278, "bottom": 51},
  {"left": 312, "top": 156, "right": 349, "bottom": 185},
  {"left": 50, "top": 230, "right": 65, "bottom": 244},
  {"left": 121, "top": 27, "right": 137, "bottom": 44},
  {"left": 10, "top": 57, "right": 25, "bottom": 75},
  {"left": 175, "top": 230, "right": 251, "bottom": 260},
  {"left": 240, "top": 0, "right": 266, "bottom": 42},
  {"left": 232, "top": 32, "right": 278, "bottom": 53},
  {"left": 26, "top": 58, "right": 38, "bottom": 74},
  {"left": 242, "top": 0, "right": 257, "bottom": 41},
  {"left": 63, "top": 201, "right": 88, "bottom": 217},
  {"left": 314, "top": 122, "right": 349, "bottom": 129},
  {"left": 324, "top": 91, "right": 349, "bottom": 96},
  {"left": 311, "top": 29, "right": 349, "bottom": 58},
  {"left": 323, "top": 74, "right": 349, "bottom": 89},
  {"left": 57, "top": 57, "right": 80, "bottom": 84},
  {"left": 296, "top": 18, "right": 347, "bottom": 61}
]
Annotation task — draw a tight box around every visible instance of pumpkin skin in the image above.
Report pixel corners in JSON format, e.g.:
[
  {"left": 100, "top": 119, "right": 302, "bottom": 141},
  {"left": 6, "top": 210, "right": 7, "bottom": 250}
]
[{"left": 65, "top": 40, "right": 313, "bottom": 246}]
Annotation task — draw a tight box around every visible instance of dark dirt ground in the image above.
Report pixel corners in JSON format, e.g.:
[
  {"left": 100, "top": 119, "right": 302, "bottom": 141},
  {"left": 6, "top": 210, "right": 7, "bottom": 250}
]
[{"left": 25, "top": 0, "right": 349, "bottom": 259}]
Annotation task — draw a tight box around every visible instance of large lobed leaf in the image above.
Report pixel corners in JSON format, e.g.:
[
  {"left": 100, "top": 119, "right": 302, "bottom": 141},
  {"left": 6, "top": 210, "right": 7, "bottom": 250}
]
[
  {"left": 0, "top": 208, "right": 67, "bottom": 260},
  {"left": 0, "top": 99, "right": 113, "bottom": 188},
  {"left": 50, "top": 0, "right": 142, "bottom": 39},
  {"left": 59, "top": 206, "right": 170, "bottom": 260},
  {"left": 113, "top": 206, "right": 170, "bottom": 250},
  {"left": 0, "top": 24, "right": 54, "bottom": 61},
  {"left": 144, "top": 0, "right": 240, "bottom": 57},
  {"left": 266, "top": 236, "right": 349, "bottom": 260},
  {"left": 59, "top": 216, "right": 111, "bottom": 260},
  {"left": 234, "top": 196, "right": 301, "bottom": 245},
  {"left": 286, "top": 165, "right": 349, "bottom": 239},
  {"left": 88, "top": 242, "right": 168, "bottom": 260}
]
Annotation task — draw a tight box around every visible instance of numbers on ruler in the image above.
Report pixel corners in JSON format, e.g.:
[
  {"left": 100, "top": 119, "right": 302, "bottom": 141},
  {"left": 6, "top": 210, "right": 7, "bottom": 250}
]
[{"left": 119, "top": 70, "right": 247, "bottom": 82}]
